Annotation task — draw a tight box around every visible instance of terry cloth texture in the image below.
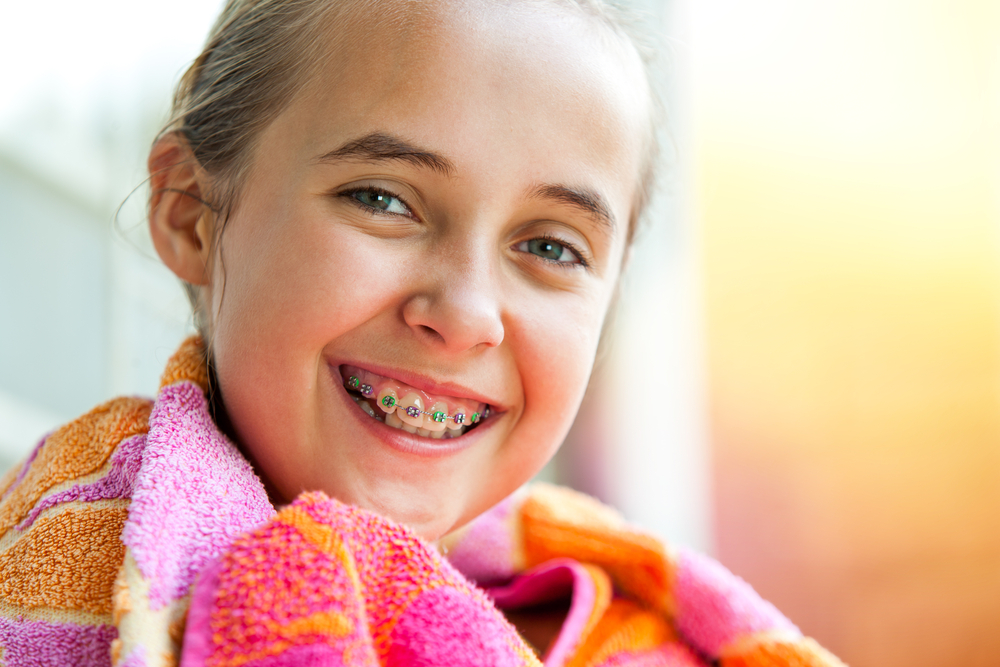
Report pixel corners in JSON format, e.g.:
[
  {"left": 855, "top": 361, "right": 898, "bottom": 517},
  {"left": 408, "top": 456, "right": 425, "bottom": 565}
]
[{"left": 0, "top": 337, "right": 846, "bottom": 667}]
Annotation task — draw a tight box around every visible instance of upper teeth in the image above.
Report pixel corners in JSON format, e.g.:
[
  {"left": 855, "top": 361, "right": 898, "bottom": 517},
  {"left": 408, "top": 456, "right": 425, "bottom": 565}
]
[{"left": 343, "top": 370, "right": 489, "bottom": 436}]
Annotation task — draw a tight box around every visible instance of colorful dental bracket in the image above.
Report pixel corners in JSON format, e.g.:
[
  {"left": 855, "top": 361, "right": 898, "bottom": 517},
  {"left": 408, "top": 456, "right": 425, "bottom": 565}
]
[{"left": 347, "top": 375, "right": 488, "bottom": 424}]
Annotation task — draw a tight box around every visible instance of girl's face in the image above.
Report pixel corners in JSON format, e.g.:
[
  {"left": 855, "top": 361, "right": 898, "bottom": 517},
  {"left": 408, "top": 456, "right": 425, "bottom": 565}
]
[{"left": 195, "top": 2, "right": 648, "bottom": 539}]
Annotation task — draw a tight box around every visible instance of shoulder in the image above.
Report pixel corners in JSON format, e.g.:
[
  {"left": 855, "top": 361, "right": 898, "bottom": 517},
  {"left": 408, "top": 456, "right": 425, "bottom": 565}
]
[
  {"left": 444, "top": 483, "right": 670, "bottom": 588},
  {"left": 0, "top": 395, "right": 153, "bottom": 626},
  {"left": 0, "top": 395, "right": 153, "bottom": 531},
  {"left": 448, "top": 484, "right": 846, "bottom": 667},
  {"left": 0, "top": 334, "right": 207, "bottom": 538}
]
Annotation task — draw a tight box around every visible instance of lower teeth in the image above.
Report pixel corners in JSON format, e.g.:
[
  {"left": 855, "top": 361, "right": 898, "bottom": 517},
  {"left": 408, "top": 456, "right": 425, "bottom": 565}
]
[{"left": 360, "top": 401, "right": 379, "bottom": 420}]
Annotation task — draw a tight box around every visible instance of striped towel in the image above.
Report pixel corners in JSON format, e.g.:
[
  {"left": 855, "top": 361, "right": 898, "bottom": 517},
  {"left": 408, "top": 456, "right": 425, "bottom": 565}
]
[{"left": 0, "top": 337, "right": 845, "bottom": 667}]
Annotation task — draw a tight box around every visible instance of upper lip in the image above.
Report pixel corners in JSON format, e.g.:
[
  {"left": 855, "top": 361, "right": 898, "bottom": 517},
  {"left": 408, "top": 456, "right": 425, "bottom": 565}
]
[{"left": 333, "top": 359, "right": 503, "bottom": 409}]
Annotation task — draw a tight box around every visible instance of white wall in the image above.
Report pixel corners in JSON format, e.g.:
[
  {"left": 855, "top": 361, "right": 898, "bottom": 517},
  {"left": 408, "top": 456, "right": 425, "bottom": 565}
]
[
  {"left": 0, "top": 1, "right": 215, "bottom": 468},
  {"left": 0, "top": 152, "right": 193, "bottom": 470}
]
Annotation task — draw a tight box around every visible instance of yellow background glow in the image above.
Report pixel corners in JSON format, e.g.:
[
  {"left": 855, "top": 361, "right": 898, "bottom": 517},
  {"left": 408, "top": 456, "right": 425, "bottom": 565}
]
[{"left": 695, "top": 0, "right": 1000, "bottom": 664}]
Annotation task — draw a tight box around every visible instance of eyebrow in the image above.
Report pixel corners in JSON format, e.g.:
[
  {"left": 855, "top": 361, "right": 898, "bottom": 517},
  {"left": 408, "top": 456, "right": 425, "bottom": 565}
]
[
  {"left": 528, "top": 183, "right": 617, "bottom": 238},
  {"left": 315, "top": 132, "right": 455, "bottom": 177}
]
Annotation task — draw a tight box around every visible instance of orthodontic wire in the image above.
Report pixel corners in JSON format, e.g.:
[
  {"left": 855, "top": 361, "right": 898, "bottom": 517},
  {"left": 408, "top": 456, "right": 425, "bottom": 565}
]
[{"left": 345, "top": 376, "right": 490, "bottom": 425}]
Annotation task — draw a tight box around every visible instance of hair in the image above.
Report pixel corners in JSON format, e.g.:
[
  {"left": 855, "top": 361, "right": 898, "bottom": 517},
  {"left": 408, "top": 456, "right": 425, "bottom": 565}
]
[{"left": 155, "top": 0, "right": 662, "bottom": 333}]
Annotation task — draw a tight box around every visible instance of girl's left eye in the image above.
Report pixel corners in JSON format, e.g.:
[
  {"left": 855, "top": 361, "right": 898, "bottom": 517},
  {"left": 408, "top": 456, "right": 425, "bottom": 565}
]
[
  {"left": 517, "top": 238, "right": 584, "bottom": 266},
  {"left": 345, "top": 188, "right": 411, "bottom": 216}
]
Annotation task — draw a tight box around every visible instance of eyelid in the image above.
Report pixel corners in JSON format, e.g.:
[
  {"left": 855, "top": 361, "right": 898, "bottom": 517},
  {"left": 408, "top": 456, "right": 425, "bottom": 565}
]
[
  {"left": 519, "top": 234, "right": 592, "bottom": 270},
  {"left": 337, "top": 184, "right": 417, "bottom": 219}
]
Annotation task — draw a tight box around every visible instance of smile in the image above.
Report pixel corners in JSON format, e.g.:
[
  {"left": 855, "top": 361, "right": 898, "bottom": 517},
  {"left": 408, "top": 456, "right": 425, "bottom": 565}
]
[{"left": 340, "top": 365, "right": 491, "bottom": 438}]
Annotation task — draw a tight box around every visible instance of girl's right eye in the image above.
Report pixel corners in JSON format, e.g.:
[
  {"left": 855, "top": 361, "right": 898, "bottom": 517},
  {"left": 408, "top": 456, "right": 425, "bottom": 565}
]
[{"left": 343, "top": 188, "right": 412, "bottom": 217}]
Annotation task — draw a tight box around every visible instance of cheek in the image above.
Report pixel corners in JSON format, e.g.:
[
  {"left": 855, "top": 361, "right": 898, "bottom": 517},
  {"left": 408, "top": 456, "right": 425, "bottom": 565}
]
[
  {"left": 207, "top": 211, "right": 416, "bottom": 448},
  {"left": 476, "top": 290, "right": 607, "bottom": 512},
  {"left": 213, "top": 218, "right": 402, "bottom": 359},
  {"left": 515, "top": 290, "right": 609, "bottom": 438},
  {"left": 527, "top": 328, "right": 592, "bottom": 409}
]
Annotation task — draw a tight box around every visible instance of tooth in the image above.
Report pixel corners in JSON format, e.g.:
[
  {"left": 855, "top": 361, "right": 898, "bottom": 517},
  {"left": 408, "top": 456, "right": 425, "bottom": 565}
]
[
  {"left": 425, "top": 402, "right": 449, "bottom": 432},
  {"left": 377, "top": 388, "right": 399, "bottom": 414},
  {"left": 402, "top": 423, "right": 418, "bottom": 434},
  {"left": 398, "top": 393, "right": 425, "bottom": 427},
  {"left": 360, "top": 401, "right": 376, "bottom": 418},
  {"left": 385, "top": 411, "right": 403, "bottom": 429},
  {"left": 448, "top": 405, "right": 468, "bottom": 431},
  {"left": 417, "top": 428, "right": 430, "bottom": 437},
  {"left": 430, "top": 429, "right": 444, "bottom": 439}
]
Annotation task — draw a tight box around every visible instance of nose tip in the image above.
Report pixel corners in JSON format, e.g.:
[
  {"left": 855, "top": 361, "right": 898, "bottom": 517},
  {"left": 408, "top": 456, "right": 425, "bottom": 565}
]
[{"left": 402, "top": 288, "right": 504, "bottom": 353}]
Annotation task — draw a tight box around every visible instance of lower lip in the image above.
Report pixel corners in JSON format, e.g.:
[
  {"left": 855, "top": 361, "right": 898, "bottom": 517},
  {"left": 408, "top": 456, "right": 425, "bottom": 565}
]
[{"left": 333, "top": 371, "right": 495, "bottom": 458}]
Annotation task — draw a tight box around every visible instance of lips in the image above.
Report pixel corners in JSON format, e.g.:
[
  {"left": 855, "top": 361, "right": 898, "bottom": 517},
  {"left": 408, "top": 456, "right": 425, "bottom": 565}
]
[{"left": 339, "top": 364, "right": 492, "bottom": 438}]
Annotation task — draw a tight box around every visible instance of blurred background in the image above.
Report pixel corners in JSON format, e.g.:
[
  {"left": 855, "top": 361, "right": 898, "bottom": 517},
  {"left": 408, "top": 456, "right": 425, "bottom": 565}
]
[{"left": 1, "top": 1, "right": 998, "bottom": 665}]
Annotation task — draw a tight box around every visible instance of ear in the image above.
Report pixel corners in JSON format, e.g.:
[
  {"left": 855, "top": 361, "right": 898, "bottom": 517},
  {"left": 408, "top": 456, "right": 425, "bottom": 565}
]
[{"left": 148, "top": 133, "right": 214, "bottom": 286}]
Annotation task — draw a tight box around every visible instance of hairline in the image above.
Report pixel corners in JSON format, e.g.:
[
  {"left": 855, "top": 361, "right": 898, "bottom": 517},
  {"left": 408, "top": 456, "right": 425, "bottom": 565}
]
[{"left": 193, "top": 0, "right": 655, "bottom": 235}]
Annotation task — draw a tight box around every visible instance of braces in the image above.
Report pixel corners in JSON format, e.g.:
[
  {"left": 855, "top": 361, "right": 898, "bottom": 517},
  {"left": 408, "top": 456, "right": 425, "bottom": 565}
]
[{"left": 345, "top": 375, "right": 489, "bottom": 425}]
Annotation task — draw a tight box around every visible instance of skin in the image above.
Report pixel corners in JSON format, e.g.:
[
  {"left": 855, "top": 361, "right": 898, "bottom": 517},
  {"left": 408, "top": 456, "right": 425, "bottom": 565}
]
[{"left": 149, "top": 0, "right": 649, "bottom": 543}]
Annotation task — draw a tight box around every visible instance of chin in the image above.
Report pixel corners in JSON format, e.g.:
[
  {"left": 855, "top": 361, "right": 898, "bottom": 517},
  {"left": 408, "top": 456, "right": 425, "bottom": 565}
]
[
  {"left": 376, "top": 502, "right": 459, "bottom": 543},
  {"left": 336, "top": 480, "right": 467, "bottom": 543}
]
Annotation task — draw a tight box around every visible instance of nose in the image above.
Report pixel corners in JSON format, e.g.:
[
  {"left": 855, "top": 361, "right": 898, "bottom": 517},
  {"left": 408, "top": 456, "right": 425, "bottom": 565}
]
[{"left": 401, "top": 254, "right": 505, "bottom": 353}]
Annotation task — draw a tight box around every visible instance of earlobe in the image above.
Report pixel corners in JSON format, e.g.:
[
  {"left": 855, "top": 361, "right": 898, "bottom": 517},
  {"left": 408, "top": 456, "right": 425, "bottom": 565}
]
[{"left": 148, "top": 133, "right": 214, "bottom": 286}]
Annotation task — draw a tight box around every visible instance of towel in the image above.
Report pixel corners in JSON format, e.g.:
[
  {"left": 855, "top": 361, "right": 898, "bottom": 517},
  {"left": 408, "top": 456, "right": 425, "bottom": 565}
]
[{"left": 0, "top": 337, "right": 845, "bottom": 667}]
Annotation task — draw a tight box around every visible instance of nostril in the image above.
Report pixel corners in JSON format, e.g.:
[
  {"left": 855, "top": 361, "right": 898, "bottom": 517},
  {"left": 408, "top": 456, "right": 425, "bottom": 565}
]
[
  {"left": 418, "top": 324, "right": 444, "bottom": 343},
  {"left": 402, "top": 292, "right": 504, "bottom": 351}
]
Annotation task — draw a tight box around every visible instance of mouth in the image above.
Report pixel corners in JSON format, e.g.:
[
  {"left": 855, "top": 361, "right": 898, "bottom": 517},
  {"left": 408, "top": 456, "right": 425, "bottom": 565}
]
[{"left": 339, "top": 365, "right": 492, "bottom": 439}]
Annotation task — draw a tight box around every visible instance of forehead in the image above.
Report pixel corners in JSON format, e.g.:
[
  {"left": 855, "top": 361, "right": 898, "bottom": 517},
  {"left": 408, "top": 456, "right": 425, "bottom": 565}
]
[{"left": 266, "top": 0, "right": 649, "bottom": 232}]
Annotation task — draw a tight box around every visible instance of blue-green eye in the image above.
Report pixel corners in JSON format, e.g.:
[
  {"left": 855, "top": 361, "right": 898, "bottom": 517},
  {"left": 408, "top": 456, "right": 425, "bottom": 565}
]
[
  {"left": 348, "top": 188, "right": 411, "bottom": 216},
  {"left": 519, "top": 238, "right": 582, "bottom": 265}
]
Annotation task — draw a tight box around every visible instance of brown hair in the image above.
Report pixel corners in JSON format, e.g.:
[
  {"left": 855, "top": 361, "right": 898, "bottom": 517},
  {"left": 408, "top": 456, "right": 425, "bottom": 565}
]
[{"left": 156, "top": 0, "right": 660, "bottom": 329}]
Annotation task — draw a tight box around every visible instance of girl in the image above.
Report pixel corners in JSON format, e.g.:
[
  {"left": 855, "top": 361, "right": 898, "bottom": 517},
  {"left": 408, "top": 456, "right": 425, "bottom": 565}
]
[{"left": 0, "top": 1, "right": 844, "bottom": 666}]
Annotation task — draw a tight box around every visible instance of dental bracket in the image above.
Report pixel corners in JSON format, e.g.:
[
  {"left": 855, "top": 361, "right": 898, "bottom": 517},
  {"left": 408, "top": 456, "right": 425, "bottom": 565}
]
[{"left": 347, "top": 375, "right": 489, "bottom": 425}]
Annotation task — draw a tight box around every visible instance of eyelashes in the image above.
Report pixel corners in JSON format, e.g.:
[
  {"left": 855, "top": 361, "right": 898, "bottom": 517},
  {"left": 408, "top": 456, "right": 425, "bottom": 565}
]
[
  {"left": 515, "top": 236, "right": 589, "bottom": 268},
  {"left": 337, "top": 185, "right": 591, "bottom": 270},
  {"left": 339, "top": 185, "right": 415, "bottom": 218}
]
